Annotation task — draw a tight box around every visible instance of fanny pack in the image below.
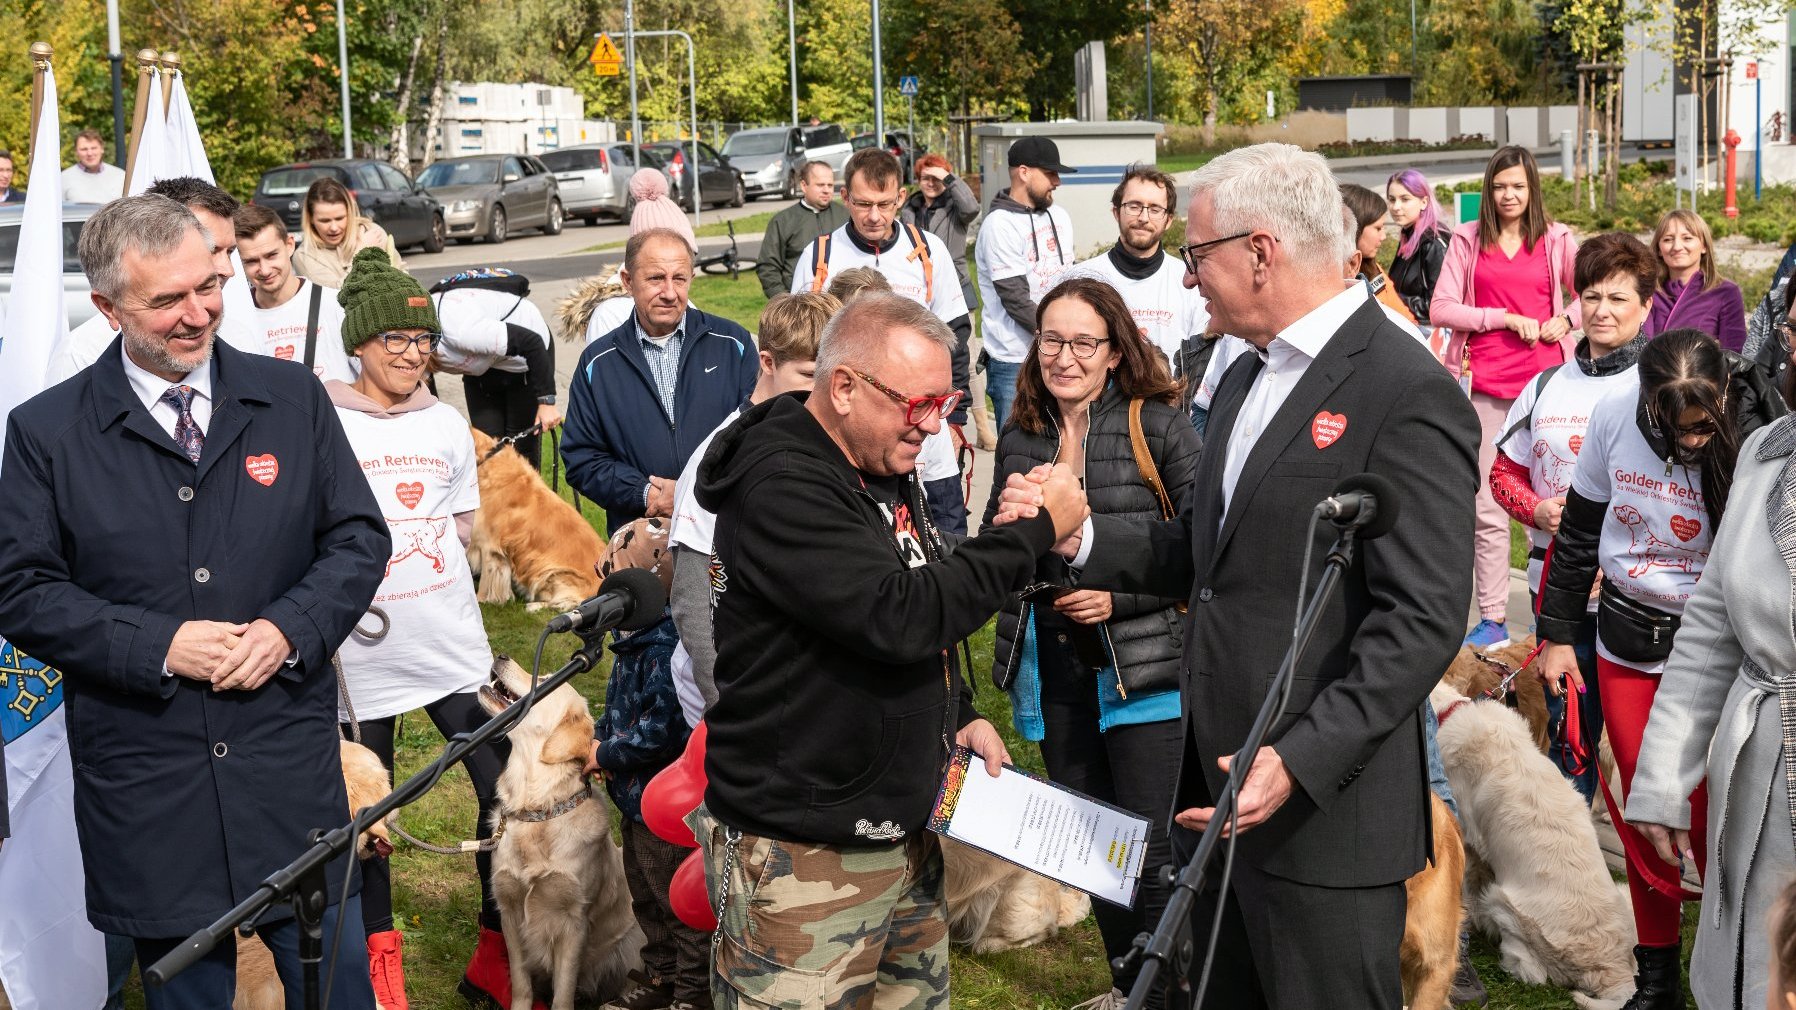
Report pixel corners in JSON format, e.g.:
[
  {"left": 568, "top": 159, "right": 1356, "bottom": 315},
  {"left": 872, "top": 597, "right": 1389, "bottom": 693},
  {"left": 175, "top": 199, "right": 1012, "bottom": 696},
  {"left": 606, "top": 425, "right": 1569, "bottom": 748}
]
[{"left": 1597, "top": 581, "right": 1681, "bottom": 665}]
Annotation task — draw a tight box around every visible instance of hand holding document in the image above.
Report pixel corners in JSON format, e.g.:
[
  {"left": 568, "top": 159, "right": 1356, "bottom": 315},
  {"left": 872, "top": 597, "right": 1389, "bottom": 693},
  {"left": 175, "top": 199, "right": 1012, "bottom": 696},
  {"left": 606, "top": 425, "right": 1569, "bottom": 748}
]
[{"left": 930, "top": 746, "right": 1150, "bottom": 908}]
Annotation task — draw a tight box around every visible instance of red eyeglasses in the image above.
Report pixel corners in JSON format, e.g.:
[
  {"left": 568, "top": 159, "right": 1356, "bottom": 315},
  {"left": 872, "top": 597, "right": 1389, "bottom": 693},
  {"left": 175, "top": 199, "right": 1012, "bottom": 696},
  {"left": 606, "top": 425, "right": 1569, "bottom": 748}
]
[{"left": 854, "top": 370, "right": 963, "bottom": 426}]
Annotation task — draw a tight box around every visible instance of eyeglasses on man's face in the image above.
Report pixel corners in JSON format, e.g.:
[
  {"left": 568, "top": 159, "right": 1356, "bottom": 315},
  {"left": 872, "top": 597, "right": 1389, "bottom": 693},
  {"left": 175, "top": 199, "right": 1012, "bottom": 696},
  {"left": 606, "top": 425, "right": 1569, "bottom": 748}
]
[
  {"left": 1178, "top": 231, "right": 1254, "bottom": 273},
  {"left": 853, "top": 370, "right": 962, "bottom": 426},
  {"left": 1118, "top": 201, "right": 1169, "bottom": 220}
]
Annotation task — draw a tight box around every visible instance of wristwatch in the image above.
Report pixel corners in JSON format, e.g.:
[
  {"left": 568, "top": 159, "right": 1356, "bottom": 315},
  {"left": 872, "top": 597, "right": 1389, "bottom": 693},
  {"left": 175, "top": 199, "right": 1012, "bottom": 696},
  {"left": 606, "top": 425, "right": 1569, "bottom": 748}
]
[{"left": 537, "top": 395, "right": 557, "bottom": 405}]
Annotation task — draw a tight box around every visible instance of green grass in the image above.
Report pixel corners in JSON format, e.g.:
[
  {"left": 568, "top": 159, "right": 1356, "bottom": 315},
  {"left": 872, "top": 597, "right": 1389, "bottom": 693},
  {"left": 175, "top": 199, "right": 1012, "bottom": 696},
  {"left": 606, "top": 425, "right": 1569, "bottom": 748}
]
[
  {"left": 1158, "top": 151, "right": 1217, "bottom": 175},
  {"left": 689, "top": 273, "right": 769, "bottom": 330},
  {"left": 696, "top": 210, "right": 775, "bottom": 239}
]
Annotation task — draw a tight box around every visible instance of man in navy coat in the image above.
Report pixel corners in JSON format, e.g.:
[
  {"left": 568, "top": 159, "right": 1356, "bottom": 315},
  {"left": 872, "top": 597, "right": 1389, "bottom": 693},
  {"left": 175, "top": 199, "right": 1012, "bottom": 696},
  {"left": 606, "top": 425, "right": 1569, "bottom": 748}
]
[
  {"left": 0, "top": 194, "right": 389, "bottom": 1007},
  {"left": 561, "top": 227, "right": 757, "bottom": 532}
]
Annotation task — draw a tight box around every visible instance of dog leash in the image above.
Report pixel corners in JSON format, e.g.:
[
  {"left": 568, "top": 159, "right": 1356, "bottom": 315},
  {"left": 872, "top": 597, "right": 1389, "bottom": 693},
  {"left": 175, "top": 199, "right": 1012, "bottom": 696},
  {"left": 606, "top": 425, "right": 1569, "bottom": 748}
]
[
  {"left": 334, "top": 608, "right": 391, "bottom": 746},
  {"left": 478, "top": 423, "right": 545, "bottom": 465},
  {"left": 476, "top": 424, "right": 582, "bottom": 515}
]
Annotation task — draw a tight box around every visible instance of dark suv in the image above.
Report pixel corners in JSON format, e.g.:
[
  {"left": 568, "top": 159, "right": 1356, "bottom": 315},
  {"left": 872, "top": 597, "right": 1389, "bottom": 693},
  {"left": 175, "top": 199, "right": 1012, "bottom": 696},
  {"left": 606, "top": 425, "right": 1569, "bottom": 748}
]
[{"left": 252, "top": 159, "right": 445, "bottom": 253}]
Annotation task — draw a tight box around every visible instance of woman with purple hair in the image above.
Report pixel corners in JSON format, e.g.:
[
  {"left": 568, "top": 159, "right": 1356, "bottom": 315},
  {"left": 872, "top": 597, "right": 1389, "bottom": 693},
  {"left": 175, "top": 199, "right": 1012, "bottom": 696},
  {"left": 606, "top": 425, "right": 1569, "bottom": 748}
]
[{"left": 1385, "top": 169, "right": 1452, "bottom": 328}]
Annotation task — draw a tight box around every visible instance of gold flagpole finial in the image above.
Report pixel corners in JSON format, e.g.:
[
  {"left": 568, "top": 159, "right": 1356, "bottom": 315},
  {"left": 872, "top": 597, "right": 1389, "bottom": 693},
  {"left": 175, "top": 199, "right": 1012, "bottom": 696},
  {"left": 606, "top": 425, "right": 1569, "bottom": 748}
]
[{"left": 28, "top": 42, "right": 54, "bottom": 164}]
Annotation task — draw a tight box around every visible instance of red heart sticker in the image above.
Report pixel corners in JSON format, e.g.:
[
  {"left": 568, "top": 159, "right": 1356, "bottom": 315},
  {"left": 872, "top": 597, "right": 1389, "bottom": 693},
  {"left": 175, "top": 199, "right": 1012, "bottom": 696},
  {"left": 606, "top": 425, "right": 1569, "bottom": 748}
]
[
  {"left": 1669, "top": 515, "right": 1702, "bottom": 542},
  {"left": 273, "top": 345, "right": 294, "bottom": 360},
  {"left": 395, "top": 482, "right": 425, "bottom": 509},
  {"left": 1312, "top": 411, "right": 1347, "bottom": 450},
  {"left": 245, "top": 454, "right": 279, "bottom": 486},
  {"left": 1568, "top": 434, "right": 1583, "bottom": 455}
]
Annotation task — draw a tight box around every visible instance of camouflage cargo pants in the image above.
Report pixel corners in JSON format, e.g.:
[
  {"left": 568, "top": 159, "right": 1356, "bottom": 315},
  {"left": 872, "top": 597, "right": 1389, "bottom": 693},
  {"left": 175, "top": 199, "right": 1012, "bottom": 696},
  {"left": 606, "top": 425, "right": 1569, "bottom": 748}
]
[{"left": 692, "top": 806, "right": 949, "bottom": 1009}]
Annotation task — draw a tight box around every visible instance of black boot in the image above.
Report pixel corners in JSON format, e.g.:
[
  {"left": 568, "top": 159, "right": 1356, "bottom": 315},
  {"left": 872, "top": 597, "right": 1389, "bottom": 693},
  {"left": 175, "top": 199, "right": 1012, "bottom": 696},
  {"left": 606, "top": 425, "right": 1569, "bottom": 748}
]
[
  {"left": 1619, "top": 944, "right": 1683, "bottom": 1010},
  {"left": 1450, "top": 926, "right": 1488, "bottom": 1007}
]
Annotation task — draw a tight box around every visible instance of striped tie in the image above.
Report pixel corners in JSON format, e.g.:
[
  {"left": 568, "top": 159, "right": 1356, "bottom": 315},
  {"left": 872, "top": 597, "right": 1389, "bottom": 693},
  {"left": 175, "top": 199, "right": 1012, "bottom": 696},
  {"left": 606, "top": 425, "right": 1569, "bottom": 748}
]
[{"left": 159, "top": 384, "right": 204, "bottom": 463}]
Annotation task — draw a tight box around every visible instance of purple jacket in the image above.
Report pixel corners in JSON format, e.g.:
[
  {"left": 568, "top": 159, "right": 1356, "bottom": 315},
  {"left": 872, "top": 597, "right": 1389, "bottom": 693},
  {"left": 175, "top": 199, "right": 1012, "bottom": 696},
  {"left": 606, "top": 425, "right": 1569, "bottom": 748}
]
[{"left": 1644, "top": 272, "right": 1747, "bottom": 351}]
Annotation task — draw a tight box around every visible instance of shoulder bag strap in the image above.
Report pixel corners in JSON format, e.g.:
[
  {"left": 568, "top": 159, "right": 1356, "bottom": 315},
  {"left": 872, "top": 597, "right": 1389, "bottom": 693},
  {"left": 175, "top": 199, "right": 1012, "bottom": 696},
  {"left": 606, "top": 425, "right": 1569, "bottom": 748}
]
[
  {"left": 1128, "top": 397, "right": 1174, "bottom": 521},
  {"left": 303, "top": 281, "right": 324, "bottom": 371}
]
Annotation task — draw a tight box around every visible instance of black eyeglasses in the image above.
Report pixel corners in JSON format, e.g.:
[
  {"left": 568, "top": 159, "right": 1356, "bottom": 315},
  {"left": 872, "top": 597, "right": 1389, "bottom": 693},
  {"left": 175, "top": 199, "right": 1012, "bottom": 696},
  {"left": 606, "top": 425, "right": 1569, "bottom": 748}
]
[
  {"left": 1178, "top": 231, "right": 1254, "bottom": 273},
  {"left": 853, "top": 370, "right": 962, "bottom": 426},
  {"left": 1118, "top": 201, "right": 1169, "bottom": 220},
  {"left": 374, "top": 332, "right": 441, "bottom": 354},
  {"left": 1036, "top": 333, "right": 1112, "bottom": 359}
]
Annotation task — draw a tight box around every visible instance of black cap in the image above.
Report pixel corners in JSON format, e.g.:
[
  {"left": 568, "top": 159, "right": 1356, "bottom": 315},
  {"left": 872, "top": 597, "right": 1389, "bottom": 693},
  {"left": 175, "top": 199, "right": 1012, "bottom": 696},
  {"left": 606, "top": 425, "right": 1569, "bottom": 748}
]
[{"left": 1007, "top": 137, "right": 1077, "bottom": 173}]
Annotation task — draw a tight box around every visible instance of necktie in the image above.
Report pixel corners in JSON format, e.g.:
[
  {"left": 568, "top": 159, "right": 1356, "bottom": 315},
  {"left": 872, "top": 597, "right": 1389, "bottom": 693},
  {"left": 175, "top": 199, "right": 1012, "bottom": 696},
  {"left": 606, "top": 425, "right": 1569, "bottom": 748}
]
[{"left": 159, "top": 384, "right": 204, "bottom": 463}]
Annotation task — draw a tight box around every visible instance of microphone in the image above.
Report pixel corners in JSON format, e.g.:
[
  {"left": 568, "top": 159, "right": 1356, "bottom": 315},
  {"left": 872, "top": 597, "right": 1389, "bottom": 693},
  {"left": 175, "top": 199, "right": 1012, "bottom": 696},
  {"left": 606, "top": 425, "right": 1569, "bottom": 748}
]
[
  {"left": 1314, "top": 472, "right": 1400, "bottom": 540},
  {"left": 545, "top": 567, "right": 668, "bottom": 634}
]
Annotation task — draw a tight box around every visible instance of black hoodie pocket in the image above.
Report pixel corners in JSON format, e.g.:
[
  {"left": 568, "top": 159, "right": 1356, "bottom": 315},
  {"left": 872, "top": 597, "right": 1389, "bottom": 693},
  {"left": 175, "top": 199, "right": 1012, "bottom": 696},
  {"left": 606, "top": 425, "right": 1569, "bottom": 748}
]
[
  {"left": 809, "top": 714, "right": 901, "bottom": 806},
  {"left": 801, "top": 706, "right": 941, "bottom": 841}
]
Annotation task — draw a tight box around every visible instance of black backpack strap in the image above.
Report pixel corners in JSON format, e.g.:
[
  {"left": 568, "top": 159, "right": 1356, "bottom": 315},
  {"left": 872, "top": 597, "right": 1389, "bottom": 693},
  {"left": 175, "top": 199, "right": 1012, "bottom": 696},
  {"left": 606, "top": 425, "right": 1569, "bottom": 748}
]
[
  {"left": 303, "top": 281, "right": 324, "bottom": 371},
  {"left": 1497, "top": 365, "right": 1562, "bottom": 450}
]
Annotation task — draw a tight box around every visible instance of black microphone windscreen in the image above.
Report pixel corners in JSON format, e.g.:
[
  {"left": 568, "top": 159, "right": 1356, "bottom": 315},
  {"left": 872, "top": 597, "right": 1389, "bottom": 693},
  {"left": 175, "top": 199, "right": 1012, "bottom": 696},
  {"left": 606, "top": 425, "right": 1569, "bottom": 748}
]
[
  {"left": 1330, "top": 472, "right": 1401, "bottom": 540},
  {"left": 601, "top": 566, "right": 668, "bottom": 630}
]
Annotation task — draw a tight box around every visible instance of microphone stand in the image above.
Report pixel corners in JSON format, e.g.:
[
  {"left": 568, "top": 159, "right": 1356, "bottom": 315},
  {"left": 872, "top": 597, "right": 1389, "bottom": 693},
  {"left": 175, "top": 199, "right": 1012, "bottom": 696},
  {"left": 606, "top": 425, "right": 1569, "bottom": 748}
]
[
  {"left": 1117, "top": 525, "right": 1361, "bottom": 1009},
  {"left": 143, "top": 629, "right": 612, "bottom": 1009}
]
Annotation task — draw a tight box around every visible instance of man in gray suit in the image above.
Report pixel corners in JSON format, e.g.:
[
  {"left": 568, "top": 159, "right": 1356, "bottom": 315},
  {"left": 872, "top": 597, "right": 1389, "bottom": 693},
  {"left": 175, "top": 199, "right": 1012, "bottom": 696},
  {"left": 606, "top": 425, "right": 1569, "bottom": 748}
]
[{"left": 997, "top": 143, "right": 1479, "bottom": 1009}]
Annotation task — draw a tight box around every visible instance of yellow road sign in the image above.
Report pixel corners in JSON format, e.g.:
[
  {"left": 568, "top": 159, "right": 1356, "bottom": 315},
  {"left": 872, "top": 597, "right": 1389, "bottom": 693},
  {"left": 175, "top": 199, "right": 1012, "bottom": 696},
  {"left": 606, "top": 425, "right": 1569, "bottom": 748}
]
[{"left": 590, "top": 34, "right": 623, "bottom": 76}]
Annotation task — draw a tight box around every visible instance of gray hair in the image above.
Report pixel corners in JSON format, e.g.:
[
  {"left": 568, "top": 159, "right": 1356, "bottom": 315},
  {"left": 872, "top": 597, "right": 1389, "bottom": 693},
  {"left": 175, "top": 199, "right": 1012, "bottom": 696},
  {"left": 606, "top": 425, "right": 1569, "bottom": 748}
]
[
  {"left": 78, "top": 194, "right": 215, "bottom": 301},
  {"left": 815, "top": 292, "right": 956, "bottom": 381},
  {"left": 624, "top": 227, "right": 695, "bottom": 272},
  {"left": 1189, "top": 143, "right": 1347, "bottom": 274}
]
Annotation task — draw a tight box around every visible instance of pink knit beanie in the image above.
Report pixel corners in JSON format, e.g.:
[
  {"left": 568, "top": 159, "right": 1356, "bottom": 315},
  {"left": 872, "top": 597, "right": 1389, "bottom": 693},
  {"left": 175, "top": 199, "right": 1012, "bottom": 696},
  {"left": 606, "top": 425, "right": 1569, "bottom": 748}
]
[{"left": 629, "top": 169, "right": 697, "bottom": 253}]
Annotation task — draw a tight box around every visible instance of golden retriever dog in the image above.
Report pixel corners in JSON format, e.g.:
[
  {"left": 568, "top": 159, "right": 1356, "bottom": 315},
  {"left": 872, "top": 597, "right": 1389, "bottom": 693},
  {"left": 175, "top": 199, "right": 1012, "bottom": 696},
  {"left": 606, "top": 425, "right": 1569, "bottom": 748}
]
[
  {"left": 235, "top": 740, "right": 396, "bottom": 1009},
  {"left": 478, "top": 656, "right": 642, "bottom": 1010},
  {"left": 1430, "top": 681, "right": 1635, "bottom": 1010},
  {"left": 1400, "top": 793, "right": 1465, "bottom": 1010},
  {"left": 468, "top": 427, "right": 605, "bottom": 613},
  {"left": 940, "top": 836, "right": 1091, "bottom": 953},
  {"left": 1442, "top": 636, "right": 1551, "bottom": 754}
]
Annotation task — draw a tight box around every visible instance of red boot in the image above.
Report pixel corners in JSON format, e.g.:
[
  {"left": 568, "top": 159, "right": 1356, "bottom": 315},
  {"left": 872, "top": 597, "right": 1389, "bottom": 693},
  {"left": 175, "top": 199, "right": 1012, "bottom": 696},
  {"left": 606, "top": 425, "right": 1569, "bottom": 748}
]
[
  {"left": 366, "top": 929, "right": 408, "bottom": 1010},
  {"left": 458, "top": 926, "right": 548, "bottom": 1010}
]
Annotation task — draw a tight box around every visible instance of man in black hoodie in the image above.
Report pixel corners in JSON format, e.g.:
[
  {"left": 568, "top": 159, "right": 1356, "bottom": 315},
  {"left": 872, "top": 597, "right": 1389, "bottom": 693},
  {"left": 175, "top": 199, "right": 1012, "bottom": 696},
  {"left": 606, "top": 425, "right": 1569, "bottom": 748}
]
[{"left": 692, "top": 292, "right": 1086, "bottom": 1007}]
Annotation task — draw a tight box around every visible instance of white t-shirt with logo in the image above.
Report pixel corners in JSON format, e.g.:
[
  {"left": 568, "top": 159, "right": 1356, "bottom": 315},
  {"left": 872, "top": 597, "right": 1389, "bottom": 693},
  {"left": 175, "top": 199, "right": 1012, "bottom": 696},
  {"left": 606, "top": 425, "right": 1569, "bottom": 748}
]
[
  {"left": 789, "top": 224, "right": 970, "bottom": 325},
  {"left": 1571, "top": 374, "right": 1710, "bottom": 671},
  {"left": 1499, "top": 360, "right": 1638, "bottom": 597},
  {"left": 975, "top": 203, "right": 1076, "bottom": 362},
  {"left": 249, "top": 280, "right": 358, "bottom": 384},
  {"left": 334, "top": 403, "right": 489, "bottom": 720},
  {"left": 1070, "top": 249, "right": 1209, "bottom": 368}
]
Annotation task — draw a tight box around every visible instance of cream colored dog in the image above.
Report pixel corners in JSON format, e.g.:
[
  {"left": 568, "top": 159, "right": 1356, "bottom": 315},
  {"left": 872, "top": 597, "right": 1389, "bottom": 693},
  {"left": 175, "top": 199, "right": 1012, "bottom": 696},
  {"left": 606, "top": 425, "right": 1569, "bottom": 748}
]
[
  {"left": 1430, "top": 681, "right": 1636, "bottom": 1010},
  {"left": 478, "top": 656, "right": 642, "bottom": 1010},
  {"left": 941, "top": 836, "right": 1091, "bottom": 953}
]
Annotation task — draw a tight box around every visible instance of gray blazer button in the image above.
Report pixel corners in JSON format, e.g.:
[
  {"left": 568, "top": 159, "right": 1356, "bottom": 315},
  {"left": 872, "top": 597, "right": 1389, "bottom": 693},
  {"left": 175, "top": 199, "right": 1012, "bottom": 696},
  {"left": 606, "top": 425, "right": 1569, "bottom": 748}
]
[
  {"left": 194, "top": 567, "right": 211, "bottom": 583},
  {"left": 177, "top": 486, "right": 195, "bottom": 502}
]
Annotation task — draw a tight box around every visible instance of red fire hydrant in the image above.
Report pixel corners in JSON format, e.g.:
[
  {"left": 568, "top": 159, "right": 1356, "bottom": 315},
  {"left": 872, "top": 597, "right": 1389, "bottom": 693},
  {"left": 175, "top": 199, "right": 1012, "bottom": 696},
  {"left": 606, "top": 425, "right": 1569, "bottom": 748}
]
[{"left": 1725, "top": 129, "right": 1741, "bottom": 219}]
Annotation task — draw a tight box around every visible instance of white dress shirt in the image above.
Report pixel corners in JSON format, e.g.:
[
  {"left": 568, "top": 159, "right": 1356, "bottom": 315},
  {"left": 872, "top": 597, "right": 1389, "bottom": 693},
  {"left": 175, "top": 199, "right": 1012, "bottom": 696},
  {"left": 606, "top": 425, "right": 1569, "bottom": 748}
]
[
  {"left": 1219, "top": 282, "right": 1367, "bottom": 515},
  {"left": 120, "top": 343, "right": 213, "bottom": 437},
  {"left": 1069, "top": 282, "right": 1368, "bottom": 567}
]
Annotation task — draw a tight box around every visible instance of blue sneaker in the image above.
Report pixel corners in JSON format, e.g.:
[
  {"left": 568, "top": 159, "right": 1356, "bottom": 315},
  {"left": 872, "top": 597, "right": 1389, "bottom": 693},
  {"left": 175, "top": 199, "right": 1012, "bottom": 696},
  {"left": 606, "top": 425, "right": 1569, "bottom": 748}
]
[{"left": 1463, "top": 619, "right": 1510, "bottom": 650}]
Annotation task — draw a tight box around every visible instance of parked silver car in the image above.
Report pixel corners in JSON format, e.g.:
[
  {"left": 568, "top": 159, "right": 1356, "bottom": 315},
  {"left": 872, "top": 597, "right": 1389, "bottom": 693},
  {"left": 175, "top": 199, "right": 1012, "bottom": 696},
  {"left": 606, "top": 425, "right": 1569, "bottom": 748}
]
[
  {"left": 418, "top": 154, "right": 563, "bottom": 244},
  {"left": 721, "top": 125, "right": 854, "bottom": 200},
  {"left": 0, "top": 203, "right": 96, "bottom": 330},
  {"left": 541, "top": 144, "right": 655, "bottom": 225}
]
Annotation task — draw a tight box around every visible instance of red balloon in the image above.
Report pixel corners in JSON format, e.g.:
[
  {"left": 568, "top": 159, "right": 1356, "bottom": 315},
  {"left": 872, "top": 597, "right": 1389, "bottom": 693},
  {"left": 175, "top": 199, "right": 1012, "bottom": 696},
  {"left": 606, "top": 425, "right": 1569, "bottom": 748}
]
[
  {"left": 641, "top": 760, "right": 704, "bottom": 847},
  {"left": 669, "top": 849, "right": 717, "bottom": 931},
  {"left": 682, "top": 721, "right": 709, "bottom": 772}
]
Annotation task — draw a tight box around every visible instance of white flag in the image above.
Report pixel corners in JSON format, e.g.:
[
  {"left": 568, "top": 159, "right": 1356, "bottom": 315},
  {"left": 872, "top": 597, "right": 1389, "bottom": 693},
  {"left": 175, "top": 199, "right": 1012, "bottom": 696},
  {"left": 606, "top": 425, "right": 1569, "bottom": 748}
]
[
  {"left": 166, "top": 74, "right": 214, "bottom": 184},
  {"left": 0, "top": 65, "right": 109, "bottom": 1010},
  {"left": 124, "top": 71, "right": 173, "bottom": 197}
]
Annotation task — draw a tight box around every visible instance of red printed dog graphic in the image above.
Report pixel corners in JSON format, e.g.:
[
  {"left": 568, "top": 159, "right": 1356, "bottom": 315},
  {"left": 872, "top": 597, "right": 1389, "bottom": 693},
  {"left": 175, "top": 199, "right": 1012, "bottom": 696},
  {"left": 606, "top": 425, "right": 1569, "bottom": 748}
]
[
  {"left": 386, "top": 516, "right": 449, "bottom": 576},
  {"left": 1612, "top": 505, "right": 1704, "bottom": 579},
  {"left": 1532, "top": 439, "right": 1578, "bottom": 495}
]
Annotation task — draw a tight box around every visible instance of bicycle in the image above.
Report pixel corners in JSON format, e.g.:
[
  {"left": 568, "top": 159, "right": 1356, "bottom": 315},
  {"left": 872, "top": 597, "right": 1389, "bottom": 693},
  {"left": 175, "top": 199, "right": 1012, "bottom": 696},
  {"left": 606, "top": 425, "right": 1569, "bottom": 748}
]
[{"left": 697, "top": 219, "right": 757, "bottom": 279}]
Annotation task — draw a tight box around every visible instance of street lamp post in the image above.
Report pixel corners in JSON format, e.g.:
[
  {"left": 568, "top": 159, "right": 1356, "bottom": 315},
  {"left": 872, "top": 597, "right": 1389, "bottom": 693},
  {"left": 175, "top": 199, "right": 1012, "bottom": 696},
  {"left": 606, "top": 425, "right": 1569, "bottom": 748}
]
[
  {"left": 612, "top": 29, "right": 703, "bottom": 231},
  {"left": 107, "top": 0, "right": 125, "bottom": 158},
  {"left": 336, "top": 0, "right": 352, "bottom": 156},
  {"left": 1144, "top": 0, "right": 1154, "bottom": 121},
  {"left": 788, "top": 0, "right": 799, "bottom": 128},
  {"left": 871, "top": 0, "right": 885, "bottom": 142}
]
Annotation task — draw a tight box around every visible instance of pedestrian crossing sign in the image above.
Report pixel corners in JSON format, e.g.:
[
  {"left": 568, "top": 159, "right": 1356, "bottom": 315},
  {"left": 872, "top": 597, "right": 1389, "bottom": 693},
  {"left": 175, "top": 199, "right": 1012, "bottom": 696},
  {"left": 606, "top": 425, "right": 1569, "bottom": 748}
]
[{"left": 590, "top": 34, "right": 623, "bottom": 76}]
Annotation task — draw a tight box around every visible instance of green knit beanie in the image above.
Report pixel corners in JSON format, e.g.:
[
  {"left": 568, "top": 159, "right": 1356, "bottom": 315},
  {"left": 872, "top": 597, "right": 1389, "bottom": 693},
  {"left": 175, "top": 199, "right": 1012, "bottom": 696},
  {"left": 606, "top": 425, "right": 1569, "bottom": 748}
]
[{"left": 338, "top": 247, "right": 440, "bottom": 354}]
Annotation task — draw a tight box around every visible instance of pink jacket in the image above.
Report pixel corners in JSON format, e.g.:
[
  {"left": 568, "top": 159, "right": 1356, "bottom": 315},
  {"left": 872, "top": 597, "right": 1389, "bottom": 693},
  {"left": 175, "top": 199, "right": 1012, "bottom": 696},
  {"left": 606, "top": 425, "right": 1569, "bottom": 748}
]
[{"left": 1430, "top": 220, "right": 1581, "bottom": 378}]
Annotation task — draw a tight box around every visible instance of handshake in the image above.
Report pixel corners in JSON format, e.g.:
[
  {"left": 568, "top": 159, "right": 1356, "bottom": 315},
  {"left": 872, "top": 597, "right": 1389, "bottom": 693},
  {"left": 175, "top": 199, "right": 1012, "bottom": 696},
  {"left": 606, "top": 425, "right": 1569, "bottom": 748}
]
[{"left": 990, "top": 463, "right": 1089, "bottom": 559}]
